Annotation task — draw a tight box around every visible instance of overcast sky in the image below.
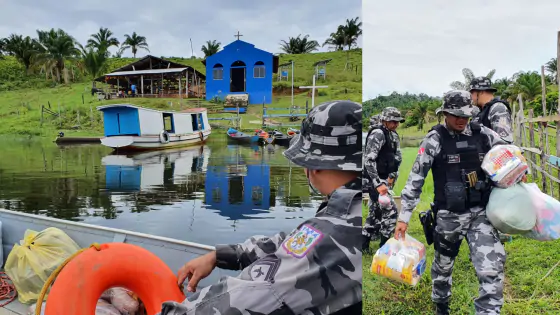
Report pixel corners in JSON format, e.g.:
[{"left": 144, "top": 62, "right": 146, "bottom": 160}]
[
  {"left": 363, "top": 0, "right": 560, "bottom": 100},
  {"left": 0, "top": 0, "right": 361, "bottom": 58}
]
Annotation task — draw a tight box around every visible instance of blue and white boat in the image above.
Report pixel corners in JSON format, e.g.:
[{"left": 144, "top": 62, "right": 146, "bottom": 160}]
[{"left": 97, "top": 104, "right": 211, "bottom": 151}]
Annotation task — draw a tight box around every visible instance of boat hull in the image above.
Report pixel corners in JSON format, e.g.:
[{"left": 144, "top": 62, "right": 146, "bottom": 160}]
[{"left": 100, "top": 130, "right": 211, "bottom": 151}]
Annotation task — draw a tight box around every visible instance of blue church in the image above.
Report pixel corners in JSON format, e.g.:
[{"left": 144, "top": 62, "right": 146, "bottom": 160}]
[{"left": 202, "top": 39, "right": 279, "bottom": 105}]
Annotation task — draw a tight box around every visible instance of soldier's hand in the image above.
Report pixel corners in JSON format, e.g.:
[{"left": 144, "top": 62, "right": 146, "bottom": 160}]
[
  {"left": 394, "top": 222, "right": 408, "bottom": 240},
  {"left": 521, "top": 174, "right": 528, "bottom": 183},
  {"left": 376, "top": 184, "right": 388, "bottom": 195},
  {"left": 177, "top": 251, "right": 217, "bottom": 292}
]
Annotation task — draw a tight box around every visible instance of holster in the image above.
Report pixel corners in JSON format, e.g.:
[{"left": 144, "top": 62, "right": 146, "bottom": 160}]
[{"left": 418, "top": 203, "right": 437, "bottom": 246}]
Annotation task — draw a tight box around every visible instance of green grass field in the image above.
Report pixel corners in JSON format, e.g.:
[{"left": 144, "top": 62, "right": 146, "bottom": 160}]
[
  {"left": 0, "top": 49, "right": 361, "bottom": 137},
  {"left": 363, "top": 148, "right": 560, "bottom": 315}
]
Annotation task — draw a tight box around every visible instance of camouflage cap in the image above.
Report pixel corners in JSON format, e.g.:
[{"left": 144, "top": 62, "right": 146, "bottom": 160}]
[
  {"left": 438, "top": 90, "right": 477, "bottom": 118},
  {"left": 283, "top": 100, "right": 362, "bottom": 171},
  {"left": 469, "top": 76, "right": 497, "bottom": 92},
  {"left": 380, "top": 107, "right": 405, "bottom": 123}
]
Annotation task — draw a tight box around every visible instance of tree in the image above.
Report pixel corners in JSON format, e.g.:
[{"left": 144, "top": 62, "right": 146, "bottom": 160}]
[
  {"left": 450, "top": 68, "right": 496, "bottom": 90},
  {"left": 545, "top": 58, "right": 557, "bottom": 83},
  {"left": 510, "top": 71, "right": 544, "bottom": 102},
  {"left": 86, "top": 27, "right": 120, "bottom": 57},
  {"left": 3, "top": 34, "right": 37, "bottom": 73},
  {"left": 0, "top": 38, "right": 6, "bottom": 56},
  {"left": 201, "top": 40, "right": 221, "bottom": 57},
  {"left": 76, "top": 44, "right": 107, "bottom": 88},
  {"left": 279, "top": 34, "right": 319, "bottom": 54},
  {"left": 341, "top": 17, "right": 362, "bottom": 50},
  {"left": 33, "top": 28, "right": 80, "bottom": 84},
  {"left": 493, "top": 77, "right": 515, "bottom": 102},
  {"left": 121, "top": 32, "right": 150, "bottom": 58},
  {"left": 322, "top": 27, "right": 345, "bottom": 51}
]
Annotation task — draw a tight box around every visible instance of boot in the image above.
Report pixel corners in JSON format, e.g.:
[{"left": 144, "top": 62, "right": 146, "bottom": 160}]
[
  {"left": 361, "top": 235, "right": 371, "bottom": 253},
  {"left": 379, "top": 235, "right": 389, "bottom": 248},
  {"left": 435, "top": 302, "right": 449, "bottom": 315}
]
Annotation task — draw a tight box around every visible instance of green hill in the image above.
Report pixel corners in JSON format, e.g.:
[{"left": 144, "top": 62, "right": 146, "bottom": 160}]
[{"left": 0, "top": 49, "right": 361, "bottom": 137}]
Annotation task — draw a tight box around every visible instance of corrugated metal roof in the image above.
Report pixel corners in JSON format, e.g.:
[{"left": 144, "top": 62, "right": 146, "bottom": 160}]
[{"left": 104, "top": 68, "right": 189, "bottom": 76}]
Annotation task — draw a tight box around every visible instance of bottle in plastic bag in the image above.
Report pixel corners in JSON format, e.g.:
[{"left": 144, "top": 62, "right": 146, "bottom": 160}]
[{"left": 370, "top": 234, "right": 427, "bottom": 286}]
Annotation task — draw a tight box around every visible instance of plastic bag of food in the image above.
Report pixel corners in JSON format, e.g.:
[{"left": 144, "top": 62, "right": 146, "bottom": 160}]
[
  {"left": 103, "top": 287, "right": 140, "bottom": 314},
  {"left": 482, "top": 144, "right": 528, "bottom": 188},
  {"left": 522, "top": 183, "right": 560, "bottom": 241},
  {"left": 5, "top": 227, "right": 81, "bottom": 304},
  {"left": 378, "top": 193, "right": 392, "bottom": 209},
  {"left": 486, "top": 183, "right": 537, "bottom": 234},
  {"left": 370, "top": 234, "right": 427, "bottom": 286}
]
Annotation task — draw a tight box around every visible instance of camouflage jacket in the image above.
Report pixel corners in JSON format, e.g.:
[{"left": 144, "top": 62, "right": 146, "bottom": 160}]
[
  {"left": 479, "top": 101, "right": 513, "bottom": 143},
  {"left": 364, "top": 127, "right": 402, "bottom": 189},
  {"left": 158, "top": 177, "right": 362, "bottom": 315},
  {"left": 398, "top": 123, "right": 507, "bottom": 224}
]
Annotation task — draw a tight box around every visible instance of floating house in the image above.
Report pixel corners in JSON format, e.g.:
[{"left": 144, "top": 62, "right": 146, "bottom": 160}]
[
  {"left": 202, "top": 39, "right": 279, "bottom": 111},
  {"left": 97, "top": 104, "right": 211, "bottom": 151}
]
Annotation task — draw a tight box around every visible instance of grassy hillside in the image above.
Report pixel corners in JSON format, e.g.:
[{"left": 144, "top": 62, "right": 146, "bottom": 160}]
[{"left": 0, "top": 49, "right": 361, "bottom": 137}]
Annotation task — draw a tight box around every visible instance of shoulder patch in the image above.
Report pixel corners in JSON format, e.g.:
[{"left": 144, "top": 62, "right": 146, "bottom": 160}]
[
  {"left": 418, "top": 147, "right": 425, "bottom": 155},
  {"left": 249, "top": 256, "right": 281, "bottom": 282},
  {"left": 282, "top": 224, "right": 324, "bottom": 258}
]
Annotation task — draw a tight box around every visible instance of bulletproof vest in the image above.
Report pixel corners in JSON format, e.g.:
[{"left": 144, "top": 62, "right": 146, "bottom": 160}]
[
  {"left": 473, "top": 98, "right": 511, "bottom": 129},
  {"left": 362, "top": 126, "right": 398, "bottom": 182},
  {"left": 431, "top": 122, "right": 491, "bottom": 212}
]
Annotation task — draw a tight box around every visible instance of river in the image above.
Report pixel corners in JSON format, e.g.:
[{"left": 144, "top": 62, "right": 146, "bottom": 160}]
[{"left": 0, "top": 135, "right": 322, "bottom": 247}]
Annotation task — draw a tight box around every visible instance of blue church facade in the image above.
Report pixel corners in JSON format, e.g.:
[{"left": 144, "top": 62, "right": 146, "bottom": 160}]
[{"left": 203, "top": 40, "right": 279, "bottom": 105}]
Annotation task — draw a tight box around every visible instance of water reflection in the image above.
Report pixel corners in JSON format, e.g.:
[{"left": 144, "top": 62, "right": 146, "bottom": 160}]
[{"left": 0, "top": 137, "right": 321, "bottom": 245}]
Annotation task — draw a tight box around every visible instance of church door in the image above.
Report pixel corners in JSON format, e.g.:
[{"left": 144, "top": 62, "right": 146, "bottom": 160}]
[{"left": 230, "top": 60, "right": 246, "bottom": 93}]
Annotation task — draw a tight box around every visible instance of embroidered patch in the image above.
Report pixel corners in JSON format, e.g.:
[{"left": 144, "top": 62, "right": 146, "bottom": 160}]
[
  {"left": 448, "top": 154, "right": 460, "bottom": 164},
  {"left": 249, "top": 257, "right": 281, "bottom": 282},
  {"left": 456, "top": 141, "right": 468, "bottom": 149},
  {"left": 418, "top": 147, "right": 425, "bottom": 155},
  {"left": 282, "top": 224, "right": 323, "bottom": 258}
]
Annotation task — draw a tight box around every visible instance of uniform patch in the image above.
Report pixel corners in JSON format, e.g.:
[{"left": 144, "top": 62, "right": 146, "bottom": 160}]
[
  {"left": 418, "top": 147, "right": 425, "bottom": 155},
  {"left": 448, "top": 154, "right": 460, "bottom": 163},
  {"left": 249, "top": 257, "right": 280, "bottom": 282},
  {"left": 282, "top": 224, "right": 323, "bottom": 258}
]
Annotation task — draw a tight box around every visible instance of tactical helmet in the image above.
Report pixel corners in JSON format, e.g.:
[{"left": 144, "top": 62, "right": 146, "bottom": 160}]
[
  {"left": 469, "top": 76, "right": 497, "bottom": 92},
  {"left": 283, "top": 100, "right": 362, "bottom": 171},
  {"left": 438, "top": 90, "right": 477, "bottom": 118},
  {"left": 380, "top": 107, "right": 405, "bottom": 123}
]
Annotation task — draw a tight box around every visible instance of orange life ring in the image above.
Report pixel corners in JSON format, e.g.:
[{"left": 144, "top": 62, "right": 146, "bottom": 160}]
[{"left": 44, "top": 243, "right": 185, "bottom": 315}]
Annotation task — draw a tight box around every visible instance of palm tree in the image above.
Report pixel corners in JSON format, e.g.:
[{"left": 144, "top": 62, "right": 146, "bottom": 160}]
[
  {"left": 201, "top": 40, "right": 221, "bottom": 57},
  {"left": 450, "top": 68, "right": 496, "bottom": 90},
  {"left": 322, "top": 27, "right": 345, "bottom": 51},
  {"left": 86, "top": 27, "right": 120, "bottom": 57},
  {"left": 121, "top": 32, "right": 150, "bottom": 58},
  {"left": 33, "top": 28, "right": 81, "bottom": 83},
  {"left": 76, "top": 44, "right": 107, "bottom": 88},
  {"left": 510, "top": 71, "right": 543, "bottom": 102},
  {"left": 279, "top": 35, "right": 319, "bottom": 54},
  {"left": 545, "top": 58, "right": 557, "bottom": 83},
  {"left": 3, "top": 34, "right": 37, "bottom": 73},
  {"left": 493, "top": 77, "right": 515, "bottom": 102},
  {"left": 341, "top": 17, "right": 362, "bottom": 50}
]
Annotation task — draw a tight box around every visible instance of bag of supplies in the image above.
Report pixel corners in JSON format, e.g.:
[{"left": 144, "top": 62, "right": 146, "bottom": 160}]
[
  {"left": 481, "top": 145, "right": 528, "bottom": 188},
  {"left": 486, "top": 183, "right": 537, "bottom": 234},
  {"left": 522, "top": 183, "right": 560, "bottom": 241}
]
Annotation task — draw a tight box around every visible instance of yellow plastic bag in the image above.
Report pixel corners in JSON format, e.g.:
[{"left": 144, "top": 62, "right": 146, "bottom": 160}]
[
  {"left": 5, "top": 227, "right": 81, "bottom": 304},
  {"left": 370, "top": 234, "right": 427, "bottom": 286}
]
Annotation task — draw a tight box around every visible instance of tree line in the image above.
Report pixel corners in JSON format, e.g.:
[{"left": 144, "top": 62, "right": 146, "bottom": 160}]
[{"left": 363, "top": 59, "right": 560, "bottom": 130}]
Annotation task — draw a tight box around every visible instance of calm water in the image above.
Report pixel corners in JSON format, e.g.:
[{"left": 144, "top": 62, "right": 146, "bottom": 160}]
[{"left": 0, "top": 135, "right": 322, "bottom": 246}]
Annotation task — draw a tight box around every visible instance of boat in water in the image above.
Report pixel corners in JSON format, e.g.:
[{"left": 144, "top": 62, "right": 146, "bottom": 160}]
[
  {"left": 0, "top": 208, "right": 236, "bottom": 314},
  {"left": 97, "top": 104, "right": 211, "bottom": 151},
  {"left": 270, "top": 128, "right": 299, "bottom": 147},
  {"left": 226, "top": 128, "right": 270, "bottom": 145}
]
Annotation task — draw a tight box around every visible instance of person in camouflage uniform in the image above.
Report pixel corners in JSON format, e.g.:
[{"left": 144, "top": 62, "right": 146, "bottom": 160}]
[
  {"left": 158, "top": 100, "right": 363, "bottom": 315},
  {"left": 469, "top": 77, "right": 513, "bottom": 143},
  {"left": 362, "top": 107, "right": 404, "bottom": 253},
  {"left": 394, "top": 90, "right": 508, "bottom": 315}
]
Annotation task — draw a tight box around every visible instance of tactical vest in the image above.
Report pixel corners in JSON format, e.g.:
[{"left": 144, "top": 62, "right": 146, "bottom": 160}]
[
  {"left": 362, "top": 126, "right": 398, "bottom": 183},
  {"left": 431, "top": 122, "right": 492, "bottom": 213},
  {"left": 473, "top": 98, "right": 511, "bottom": 129}
]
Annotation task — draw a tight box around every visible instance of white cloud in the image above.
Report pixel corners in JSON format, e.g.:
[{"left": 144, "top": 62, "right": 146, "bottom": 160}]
[
  {"left": 363, "top": 0, "right": 560, "bottom": 100},
  {"left": 0, "top": 0, "right": 361, "bottom": 58}
]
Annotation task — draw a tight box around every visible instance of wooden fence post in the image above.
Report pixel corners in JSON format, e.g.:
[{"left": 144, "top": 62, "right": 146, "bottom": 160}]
[{"left": 528, "top": 109, "right": 535, "bottom": 176}]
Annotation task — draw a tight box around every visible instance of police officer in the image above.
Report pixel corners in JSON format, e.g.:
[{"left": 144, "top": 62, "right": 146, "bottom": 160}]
[
  {"left": 395, "top": 90, "right": 508, "bottom": 315},
  {"left": 362, "top": 107, "right": 404, "bottom": 252},
  {"left": 158, "top": 100, "right": 363, "bottom": 315},
  {"left": 469, "top": 76, "right": 513, "bottom": 143}
]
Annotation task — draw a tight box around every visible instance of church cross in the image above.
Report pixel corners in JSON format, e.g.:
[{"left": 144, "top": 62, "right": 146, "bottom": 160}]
[
  {"left": 299, "top": 75, "right": 328, "bottom": 108},
  {"left": 235, "top": 31, "right": 243, "bottom": 40}
]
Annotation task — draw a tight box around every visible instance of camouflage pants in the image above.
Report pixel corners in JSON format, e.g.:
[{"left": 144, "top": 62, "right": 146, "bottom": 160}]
[
  {"left": 362, "top": 191, "right": 398, "bottom": 240},
  {"left": 431, "top": 207, "right": 506, "bottom": 315}
]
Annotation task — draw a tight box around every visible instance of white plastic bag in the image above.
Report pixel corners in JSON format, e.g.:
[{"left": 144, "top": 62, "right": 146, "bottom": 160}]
[
  {"left": 370, "top": 234, "right": 427, "bottom": 286},
  {"left": 103, "top": 287, "right": 139, "bottom": 314},
  {"left": 522, "top": 183, "right": 560, "bottom": 241},
  {"left": 378, "top": 193, "right": 392, "bottom": 209},
  {"left": 486, "top": 184, "right": 537, "bottom": 234},
  {"left": 482, "top": 145, "right": 528, "bottom": 188}
]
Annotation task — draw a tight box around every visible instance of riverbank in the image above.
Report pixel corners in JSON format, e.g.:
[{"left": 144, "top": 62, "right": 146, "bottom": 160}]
[{"left": 363, "top": 147, "right": 560, "bottom": 315}]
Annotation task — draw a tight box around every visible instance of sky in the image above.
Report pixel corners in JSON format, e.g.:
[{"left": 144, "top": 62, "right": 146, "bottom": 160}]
[
  {"left": 0, "top": 0, "right": 361, "bottom": 57},
  {"left": 363, "top": 0, "right": 560, "bottom": 100}
]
